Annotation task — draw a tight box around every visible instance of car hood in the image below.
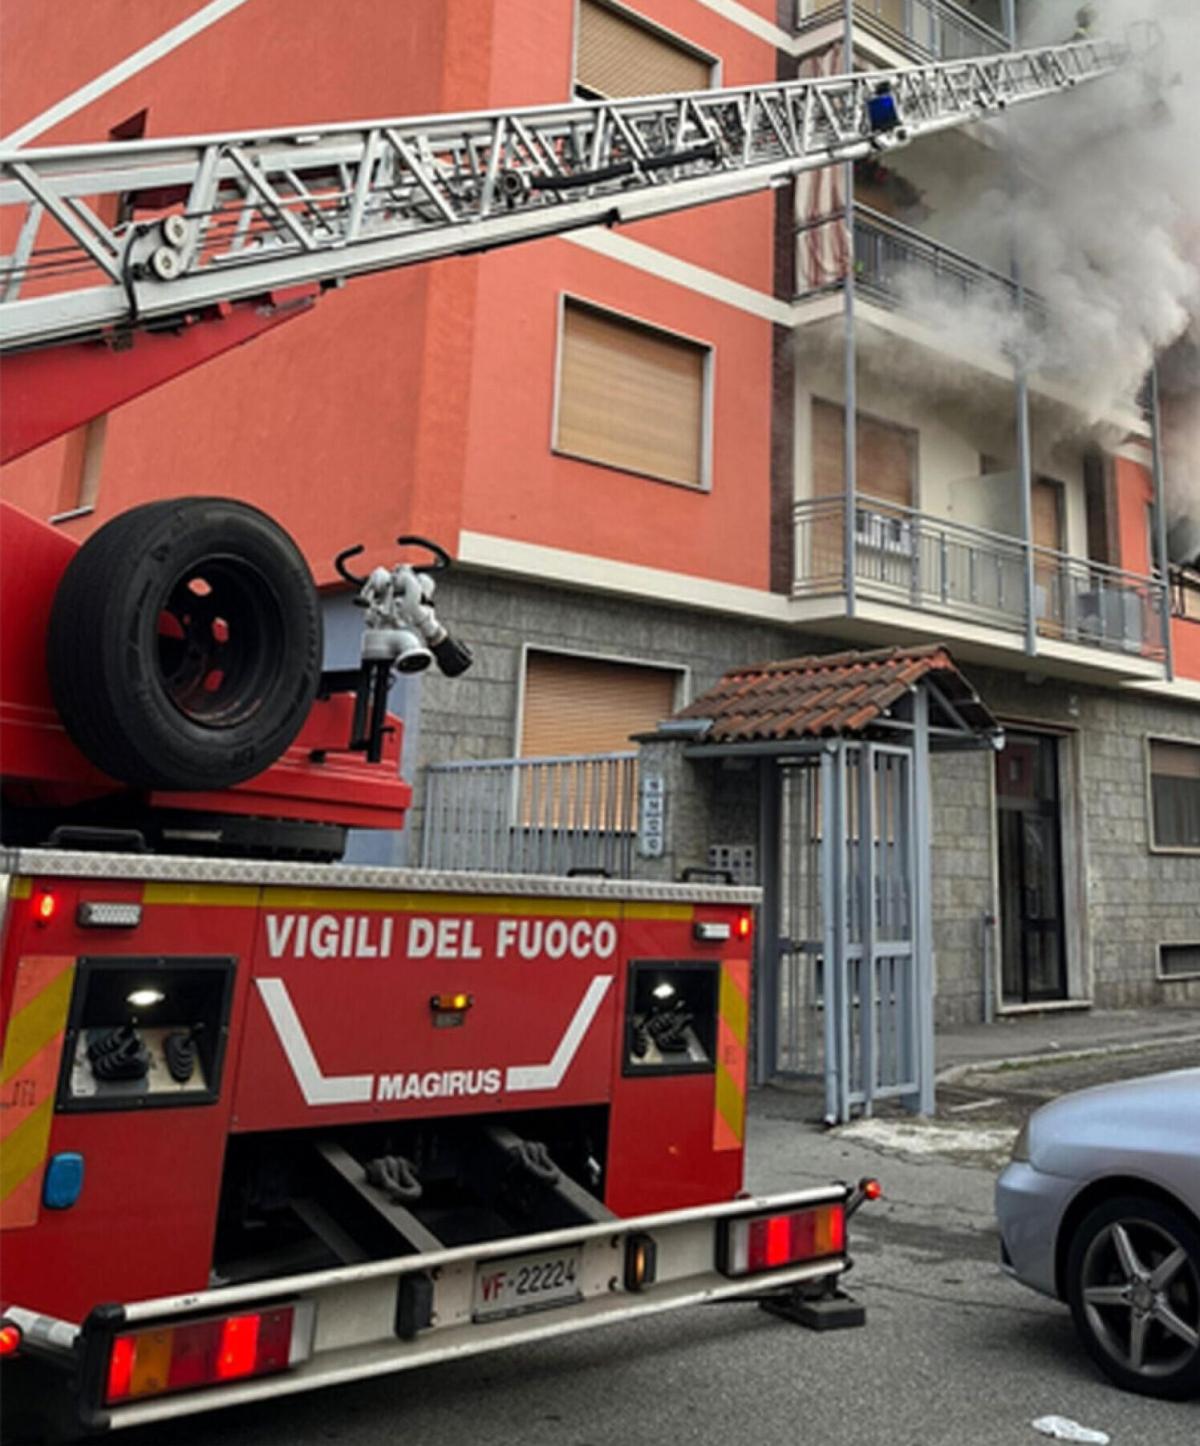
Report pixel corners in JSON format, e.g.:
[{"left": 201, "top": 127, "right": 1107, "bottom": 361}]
[{"left": 1029, "top": 1068, "right": 1200, "bottom": 1195}]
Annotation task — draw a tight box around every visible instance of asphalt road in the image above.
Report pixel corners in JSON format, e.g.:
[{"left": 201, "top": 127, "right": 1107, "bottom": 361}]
[{"left": 105, "top": 1043, "right": 1197, "bottom": 1446}]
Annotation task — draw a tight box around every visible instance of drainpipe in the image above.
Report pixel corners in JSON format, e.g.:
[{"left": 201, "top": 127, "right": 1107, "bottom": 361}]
[
  {"left": 842, "top": 0, "right": 858, "bottom": 619},
  {"left": 1006, "top": 13, "right": 1036, "bottom": 660},
  {"left": 1016, "top": 340, "right": 1037, "bottom": 657},
  {"left": 1149, "top": 365, "right": 1175, "bottom": 680}
]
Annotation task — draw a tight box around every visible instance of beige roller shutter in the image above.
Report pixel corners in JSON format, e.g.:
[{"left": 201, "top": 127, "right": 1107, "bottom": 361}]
[
  {"left": 810, "top": 399, "right": 915, "bottom": 577},
  {"left": 811, "top": 400, "right": 914, "bottom": 507},
  {"left": 810, "top": 397, "right": 847, "bottom": 578},
  {"left": 577, "top": 1, "right": 712, "bottom": 99},
  {"left": 812, "top": 398, "right": 844, "bottom": 499},
  {"left": 875, "top": 0, "right": 906, "bottom": 32},
  {"left": 1150, "top": 740, "right": 1200, "bottom": 780},
  {"left": 556, "top": 300, "right": 707, "bottom": 487},
  {"left": 858, "top": 413, "right": 915, "bottom": 507},
  {"left": 521, "top": 651, "right": 678, "bottom": 757},
  {"left": 1032, "top": 478, "right": 1064, "bottom": 552}
]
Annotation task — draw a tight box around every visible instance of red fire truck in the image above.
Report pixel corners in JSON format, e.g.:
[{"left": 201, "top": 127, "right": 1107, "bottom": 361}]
[
  {"left": 0, "top": 494, "right": 874, "bottom": 1438},
  {"left": 0, "top": 34, "right": 1125, "bottom": 1437}
]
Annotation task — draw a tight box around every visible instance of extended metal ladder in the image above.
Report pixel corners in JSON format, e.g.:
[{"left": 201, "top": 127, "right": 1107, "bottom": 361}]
[{"left": 0, "top": 38, "right": 1126, "bottom": 353}]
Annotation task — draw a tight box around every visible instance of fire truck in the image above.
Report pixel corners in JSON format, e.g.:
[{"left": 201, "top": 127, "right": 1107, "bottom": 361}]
[{"left": 0, "top": 34, "right": 1128, "bottom": 1438}]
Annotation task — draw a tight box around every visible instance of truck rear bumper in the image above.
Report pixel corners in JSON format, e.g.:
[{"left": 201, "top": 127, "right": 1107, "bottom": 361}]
[{"left": 5, "top": 1184, "right": 854, "bottom": 1435}]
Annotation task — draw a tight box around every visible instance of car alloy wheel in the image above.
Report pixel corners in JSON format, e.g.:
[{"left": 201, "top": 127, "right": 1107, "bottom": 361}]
[{"left": 1067, "top": 1195, "right": 1200, "bottom": 1399}]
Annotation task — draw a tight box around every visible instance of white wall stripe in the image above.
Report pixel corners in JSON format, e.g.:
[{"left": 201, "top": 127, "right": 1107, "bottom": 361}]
[
  {"left": 458, "top": 530, "right": 794, "bottom": 622},
  {"left": 694, "top": 0, "right": 794, "bottom": 49},
  {"left": 2, "top": 0, "right": 254, "bottom": 149},
  {"left": 565, "top": 229, "right": 792, "bottom": 324}
]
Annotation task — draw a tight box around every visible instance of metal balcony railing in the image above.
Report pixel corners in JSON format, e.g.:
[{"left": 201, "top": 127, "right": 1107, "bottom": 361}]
[
  {"left": 419, "top": 752, "right": 638, "bottom": 876},
  {"left": 793, "top": 495, "right": 1170, "bottom": 661},
  {"left": 795, "top": 0, "right": 1008, "bottom": 61},
  {"left": 850, "top": 205, "right": 1038, "bottom": 320},
  {"left": 828, "top": 209, "right": 1147, "bottom": 412}
]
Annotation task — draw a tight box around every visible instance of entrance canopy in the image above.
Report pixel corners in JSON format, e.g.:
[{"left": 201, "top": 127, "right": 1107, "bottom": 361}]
[
  {"left": 660, "top": 644, "right": 1001, "bottom": 754},
  {"left": 654, "top": 645, "right": 1001, "bottom": 1121}
]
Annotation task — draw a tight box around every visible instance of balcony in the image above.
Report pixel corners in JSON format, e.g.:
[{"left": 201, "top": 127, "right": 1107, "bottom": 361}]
[
  {"left": 797, "top": 207, "right": 1149, "bottom": 423},
  {"left": 795, "top": 0, "right": 1008, "bottom": 63},
  {"left": 851, "top": 205, "right": 1036, "bottom": 323},
  {"left": 420, "top": 752, "right": 637, "bottom": 876},
  {"left": 793, "top": 495, "right": 1171, "bottom": 669}
]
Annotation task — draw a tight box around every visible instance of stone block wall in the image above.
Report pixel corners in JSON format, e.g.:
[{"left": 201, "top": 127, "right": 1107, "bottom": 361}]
[{"left": 407, "top": 568, "right": 797, "bottom": 858}]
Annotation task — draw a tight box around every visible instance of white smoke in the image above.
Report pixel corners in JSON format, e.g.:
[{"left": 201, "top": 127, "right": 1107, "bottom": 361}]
[{"left": 891, "top": 0, "right": 1200, "bottom": 536}]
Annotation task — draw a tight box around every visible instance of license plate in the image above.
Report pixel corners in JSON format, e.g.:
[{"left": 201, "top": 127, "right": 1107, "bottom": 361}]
[{"left": 472, "top": 1247, "right": 583, "bottom": 1322}]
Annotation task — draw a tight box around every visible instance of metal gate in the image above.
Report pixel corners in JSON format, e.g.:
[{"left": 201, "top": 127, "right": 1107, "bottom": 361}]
[{"left": 766, "top": 734, "right": 933, "bottom": 1122}]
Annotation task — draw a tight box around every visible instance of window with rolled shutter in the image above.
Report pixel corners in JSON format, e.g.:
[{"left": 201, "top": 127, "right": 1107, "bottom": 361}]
[
  {"left": 556, "top": 299, "right": 709, "bottom": 488},
  {"left": 1149, "top": 739, "right": 1200, "bottom": 850},
  {"left": 811, "top": 400, "right": 915, "bottom": 509},
  {"left": 521, "top": 651, "right": 679, "bottom": 757},
  {"left": 809, "top": 399, "right": 916, "bottom": 577},
  {"left": 519, "top": 651, "right": 681, "bottom": 831},
  {"left": 575, "top": 1, "right": 713, "bottom": 100}
]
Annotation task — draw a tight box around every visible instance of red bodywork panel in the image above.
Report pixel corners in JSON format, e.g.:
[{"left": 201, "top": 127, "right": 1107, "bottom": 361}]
[
  {"left": 0, "top": 499, "right": 412, "bottom": 829},
  {"left": 0, "top": 875, "right": 751, "bottom": 1322}
]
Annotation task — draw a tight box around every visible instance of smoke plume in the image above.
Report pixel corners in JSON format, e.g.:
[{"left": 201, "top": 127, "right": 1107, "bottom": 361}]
[{"left": 894, "top": 0, "right": 1200, "bottom": 544}]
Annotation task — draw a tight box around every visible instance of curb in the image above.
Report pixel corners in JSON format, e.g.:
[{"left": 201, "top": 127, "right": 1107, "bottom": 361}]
[{"left": 935, "top": 1030, "right": 1200, "bottom": 1086}]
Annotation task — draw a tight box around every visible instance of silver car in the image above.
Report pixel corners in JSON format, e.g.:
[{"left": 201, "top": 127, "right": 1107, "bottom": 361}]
[{"left": 995, "top": 1067, "right": 1200, "bottom": 1399}]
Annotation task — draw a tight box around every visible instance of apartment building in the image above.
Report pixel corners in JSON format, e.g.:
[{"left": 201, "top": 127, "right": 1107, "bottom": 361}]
[{"left": 2, "top": 0, "right": 1197, "bottom": 1038}]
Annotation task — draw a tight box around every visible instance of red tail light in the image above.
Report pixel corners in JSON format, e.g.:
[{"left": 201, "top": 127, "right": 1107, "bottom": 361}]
[
  {"left": 735, "top": 911, "right": 753, "bottom": 941},
  {"left": 33, "top": 890, "right": 57, "bottom": 925},
  {"left": 105, "top": 1335, "right": 135, "bottom": 1401},
  {"left": 104, "top": 1304, "right": 314, "bottom": 1405},
  {"left": 0, "top": 1321, "right": 23, "bottom": 1358},
  {"left": 718, "top": 1203, "right": 845, "bottom": 1277}
]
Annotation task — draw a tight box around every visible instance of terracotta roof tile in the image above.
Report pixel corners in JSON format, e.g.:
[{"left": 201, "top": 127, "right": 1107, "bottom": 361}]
[{"left": 668, "top": 644, "right": 997, "bottom": 744}]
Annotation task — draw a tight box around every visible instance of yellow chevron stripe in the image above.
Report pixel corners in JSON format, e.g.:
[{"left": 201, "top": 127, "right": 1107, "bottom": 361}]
[
  {"left": 1, "top": 966, "right": 73, "bottom": 1084},
  {"left": 0, "top": 1098, "right": 54, "bottom": 1201},
  {"left": 714, "top": 1062, "right": 745, "bottom": 1143},
  {"left": 10, "top": 878, "right": 31, "bottom": 899},
  {"left": 719, "top": 967, "right": 749, "bottom": 1045}
]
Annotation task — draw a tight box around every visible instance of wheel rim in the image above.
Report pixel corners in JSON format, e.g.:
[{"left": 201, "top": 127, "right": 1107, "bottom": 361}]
[
  {"left": 1081, "top": 1216, "right": 1200, "bottom": 1379},
  {"left": 156, "top": 557, "right": 286, "bottom": 729}
]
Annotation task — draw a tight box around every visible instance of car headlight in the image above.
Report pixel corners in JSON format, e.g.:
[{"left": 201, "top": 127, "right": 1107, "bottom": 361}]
[{"left": 1010, "top": 1119, "right": 1031, "bottom": 1163}]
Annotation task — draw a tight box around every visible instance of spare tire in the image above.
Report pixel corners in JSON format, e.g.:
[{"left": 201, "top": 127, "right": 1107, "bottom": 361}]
[{"left": 47, "top": 498, "right": 323, "bottom": 790}]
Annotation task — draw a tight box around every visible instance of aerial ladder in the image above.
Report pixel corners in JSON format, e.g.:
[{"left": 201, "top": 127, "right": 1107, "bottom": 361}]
[{"left": 0, "top": 35, "right": 1130, "bottom": 462}]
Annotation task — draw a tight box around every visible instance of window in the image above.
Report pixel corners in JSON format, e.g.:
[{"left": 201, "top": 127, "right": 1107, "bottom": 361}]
[
  {"left": 518, "top": 650, "right": 682, "bottom": 833},
  {"left": 520, "top": 650, "right": 680, "bottom": 758},
  {"left": 810, "top": 400, "right": 916, "bottom": 576},
  {"left": 555, "top": 299, "right": 709, "bottom": 488},
  {"left": 811, "top": 400, "right": 916, "bottom": 510},
  {"left": 1148, "top": 739, "right": 1200, "bottom": 850},
  {"left": 1159, "top": 944, "right": 1200, "bottom": 980},
  {"left": 575, "top": 1, "right": 713, "bottom": 100}
]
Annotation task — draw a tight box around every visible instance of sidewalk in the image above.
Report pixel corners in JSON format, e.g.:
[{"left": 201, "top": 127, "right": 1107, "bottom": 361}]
[{"left": 935, "top": 1004, "right": 1200, "bottom": 1081}]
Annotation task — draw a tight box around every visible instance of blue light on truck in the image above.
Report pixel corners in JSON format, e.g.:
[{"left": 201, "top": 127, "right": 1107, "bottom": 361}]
[{"left": 43, "top": 1153, "right": 85, "bottom": 1210}]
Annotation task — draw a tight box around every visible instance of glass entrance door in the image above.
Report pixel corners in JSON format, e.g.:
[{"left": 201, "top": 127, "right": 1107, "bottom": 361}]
[{"left": 996, "top": 732, "right": 1067, "bottom": 1003}]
